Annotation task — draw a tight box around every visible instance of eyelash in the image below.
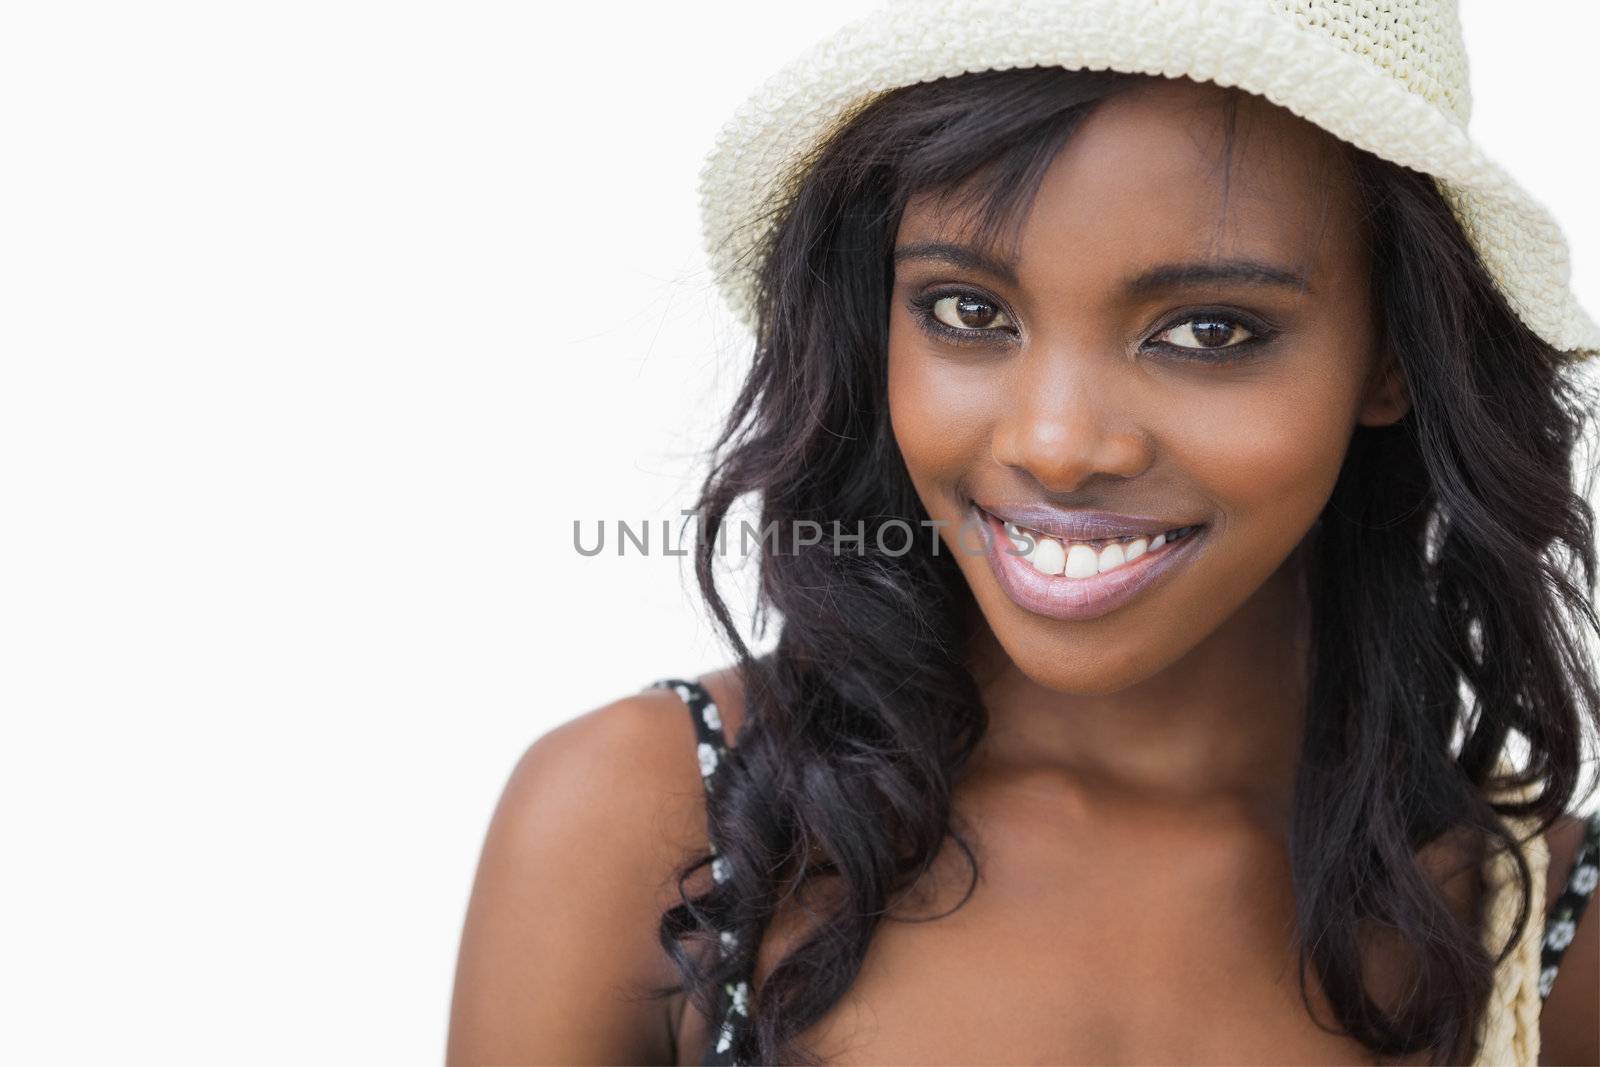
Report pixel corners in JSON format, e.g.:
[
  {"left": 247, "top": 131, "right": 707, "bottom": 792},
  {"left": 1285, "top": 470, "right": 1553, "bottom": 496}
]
[{"left": 904, "top": 287, "right": 1279, "bottom": 364}]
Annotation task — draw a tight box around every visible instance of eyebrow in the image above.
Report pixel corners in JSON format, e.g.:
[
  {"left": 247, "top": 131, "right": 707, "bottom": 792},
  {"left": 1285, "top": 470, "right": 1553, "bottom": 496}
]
[
  {"left": 891, "top": 240, "right": 1311, "bottom": 295},
  {"left": 893, "top": 241, "right": 1024, "bottom": 286},
  {"left": 1125, "top": 259, "right": 1311, "bottom": 297}
]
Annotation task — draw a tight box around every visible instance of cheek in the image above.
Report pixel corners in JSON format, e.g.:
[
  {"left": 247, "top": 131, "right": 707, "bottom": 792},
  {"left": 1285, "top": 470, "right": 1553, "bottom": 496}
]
[
  {"left": 886, "top": 337, "right": 995, "bottom": 490},
  {"left": 1174, "top": 365, "right": 1360, "bottom": 546}
]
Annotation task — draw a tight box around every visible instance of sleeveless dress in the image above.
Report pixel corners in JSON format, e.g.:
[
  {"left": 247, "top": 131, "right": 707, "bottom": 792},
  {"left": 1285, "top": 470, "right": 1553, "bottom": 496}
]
[{"left": 652, "top": 677, "right": 1600, "bottom": 1067}]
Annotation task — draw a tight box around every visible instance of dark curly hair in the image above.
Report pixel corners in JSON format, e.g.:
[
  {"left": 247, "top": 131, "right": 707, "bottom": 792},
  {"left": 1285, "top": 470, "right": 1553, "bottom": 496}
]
[{"left": 644, "top": 65, "right": 1600, "bottom": 1065}]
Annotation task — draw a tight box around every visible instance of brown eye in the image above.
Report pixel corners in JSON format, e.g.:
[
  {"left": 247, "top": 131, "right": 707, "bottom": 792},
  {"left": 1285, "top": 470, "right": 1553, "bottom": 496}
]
[
  {"left": 1155, "top": 315, "right": 1256, "bottom": 351},
  {"left": 931, "top": 293, "right": 1013, "bottom": 332}
]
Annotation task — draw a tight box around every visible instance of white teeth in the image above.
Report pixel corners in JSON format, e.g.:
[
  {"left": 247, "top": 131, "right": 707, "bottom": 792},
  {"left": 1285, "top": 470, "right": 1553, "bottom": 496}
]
[
  {"left": 1029, "top": 535, "right": 1066, "bottom": 575},
  {"left": 1064, "top": 542, "right": 1098, "bottom": 578},
  {"left": 1009, "top": 523, "right": 1193, "bottom": 579}
]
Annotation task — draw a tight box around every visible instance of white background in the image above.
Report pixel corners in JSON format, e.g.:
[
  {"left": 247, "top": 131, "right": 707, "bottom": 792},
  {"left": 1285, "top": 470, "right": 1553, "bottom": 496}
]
[{"left": 2, "top": 2, "right": 1596, "bottom": 1062}]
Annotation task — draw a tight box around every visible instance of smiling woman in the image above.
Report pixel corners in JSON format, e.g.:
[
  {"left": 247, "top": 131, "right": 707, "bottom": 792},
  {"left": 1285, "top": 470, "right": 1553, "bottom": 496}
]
[
  {"left": 884, "top": 77, "right": 1406, "bottom": 698},
  {"left": 448, "top": 4, "right": 1600, "bottom": 1066}
]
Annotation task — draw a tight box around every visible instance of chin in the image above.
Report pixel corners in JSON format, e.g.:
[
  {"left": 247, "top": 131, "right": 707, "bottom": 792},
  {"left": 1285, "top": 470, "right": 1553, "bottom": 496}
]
[{"left": 972, "top": 599, "right": 1187, "bottom": 695}]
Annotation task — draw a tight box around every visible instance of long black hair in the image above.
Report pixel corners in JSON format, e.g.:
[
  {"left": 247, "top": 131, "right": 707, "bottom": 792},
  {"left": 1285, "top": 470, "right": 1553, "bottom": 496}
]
[{"left": 647, "top": 66, "right": 1600, "bottom": 1065}]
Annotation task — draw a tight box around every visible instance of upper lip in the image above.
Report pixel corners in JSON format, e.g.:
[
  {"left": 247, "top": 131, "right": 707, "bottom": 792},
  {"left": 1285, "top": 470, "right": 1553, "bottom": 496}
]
[{"left": 976, "top": 502, "right": 1202, "bottom": 542}]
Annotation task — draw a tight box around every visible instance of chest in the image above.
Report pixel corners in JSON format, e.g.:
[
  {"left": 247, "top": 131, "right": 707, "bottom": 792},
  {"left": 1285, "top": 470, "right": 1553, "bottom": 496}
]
[{"left": 678, "top": 798, "right": 1477, "bottom": 1065}]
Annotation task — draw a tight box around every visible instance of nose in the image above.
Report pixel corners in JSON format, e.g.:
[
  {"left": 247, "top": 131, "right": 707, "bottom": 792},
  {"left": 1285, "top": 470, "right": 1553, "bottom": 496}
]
[{"left": 989, "top": 346, "right": 1152, "bottom": 493}]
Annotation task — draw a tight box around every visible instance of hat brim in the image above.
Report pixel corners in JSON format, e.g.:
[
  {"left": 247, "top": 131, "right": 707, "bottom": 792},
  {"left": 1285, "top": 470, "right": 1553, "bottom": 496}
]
[{"left": 697, "top": 0, "right": 1600, "bottom": 361}]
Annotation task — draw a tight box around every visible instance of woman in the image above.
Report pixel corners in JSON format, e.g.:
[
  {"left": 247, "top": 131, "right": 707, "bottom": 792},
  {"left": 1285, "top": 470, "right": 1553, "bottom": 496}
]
[{"left": 449, "top": 3, "right": 1600, "bottom": 1064}]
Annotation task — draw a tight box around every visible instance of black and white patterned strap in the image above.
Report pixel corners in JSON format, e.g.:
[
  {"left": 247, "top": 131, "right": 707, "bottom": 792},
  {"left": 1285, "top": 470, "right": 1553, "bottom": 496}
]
[
  {"left": 1538, "top": 808, "right": 1600, "bottom": 999},
  {"left": 650, "top": 677, "right": 750, "bottom": 1066}
]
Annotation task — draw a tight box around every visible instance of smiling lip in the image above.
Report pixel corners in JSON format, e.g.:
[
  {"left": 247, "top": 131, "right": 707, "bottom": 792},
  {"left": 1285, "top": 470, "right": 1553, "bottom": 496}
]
[
  {"left": 977, "top": 502, "right": 1200, "bottom": 542},
  {"left": 973, "top": 504, "right": 1207, "bottom": 622}
]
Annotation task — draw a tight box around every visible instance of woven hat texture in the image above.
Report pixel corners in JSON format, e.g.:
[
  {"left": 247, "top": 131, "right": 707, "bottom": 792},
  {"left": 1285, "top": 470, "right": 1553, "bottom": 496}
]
[
  {"left": 697, "top": 0, "right": 1600, "bottom": 362},
  {"left": 1476, "top": 754, "right": 1551, "bottom": 1067}
]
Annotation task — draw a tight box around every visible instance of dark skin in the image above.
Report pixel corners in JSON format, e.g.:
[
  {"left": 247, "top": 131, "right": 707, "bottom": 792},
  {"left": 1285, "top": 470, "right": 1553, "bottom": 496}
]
[{"left": 447, "top": 79, "right": 1599, "bottom": 1065}]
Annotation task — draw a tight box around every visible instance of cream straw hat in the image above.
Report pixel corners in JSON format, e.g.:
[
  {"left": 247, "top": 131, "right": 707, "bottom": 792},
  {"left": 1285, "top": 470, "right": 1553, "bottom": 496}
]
[{"left": 696, "top": 0, "right": 1600, "bottom": 362}]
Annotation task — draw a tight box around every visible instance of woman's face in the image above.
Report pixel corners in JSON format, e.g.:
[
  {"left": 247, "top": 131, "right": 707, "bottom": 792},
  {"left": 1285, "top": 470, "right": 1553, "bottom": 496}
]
[{"left": 888, "top": 78, "right": 1409, "bottom": 694}]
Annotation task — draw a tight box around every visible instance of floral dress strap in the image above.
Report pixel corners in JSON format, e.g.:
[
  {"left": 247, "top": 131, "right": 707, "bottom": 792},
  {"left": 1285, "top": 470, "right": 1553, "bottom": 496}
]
[
  {"left": 1538, "top": 808, "right": 1600, "bottom": 999},
  {"left": 650, "top": 677, "right": 752, "bottom": 1066}
]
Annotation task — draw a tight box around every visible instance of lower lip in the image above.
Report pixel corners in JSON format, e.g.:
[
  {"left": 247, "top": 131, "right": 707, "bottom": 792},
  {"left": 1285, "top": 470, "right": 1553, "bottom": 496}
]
[{"left": 976, "top": 506, "right": 1207, "bottom": 622}]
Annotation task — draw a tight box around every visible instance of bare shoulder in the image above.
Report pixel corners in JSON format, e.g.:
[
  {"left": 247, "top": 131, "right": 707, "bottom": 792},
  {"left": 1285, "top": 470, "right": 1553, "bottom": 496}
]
[
  {"left": 447, "top": 679, "right": 740, "bottom": 1066},
  {"left": 1538, "top": 809, "right": 1599, "bottom": 1067}
]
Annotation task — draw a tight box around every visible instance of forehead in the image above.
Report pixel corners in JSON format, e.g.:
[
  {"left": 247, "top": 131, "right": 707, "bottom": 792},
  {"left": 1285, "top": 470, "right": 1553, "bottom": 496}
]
[{"left": 896, "top": 78, "right": 1366, "bottom": 293}]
